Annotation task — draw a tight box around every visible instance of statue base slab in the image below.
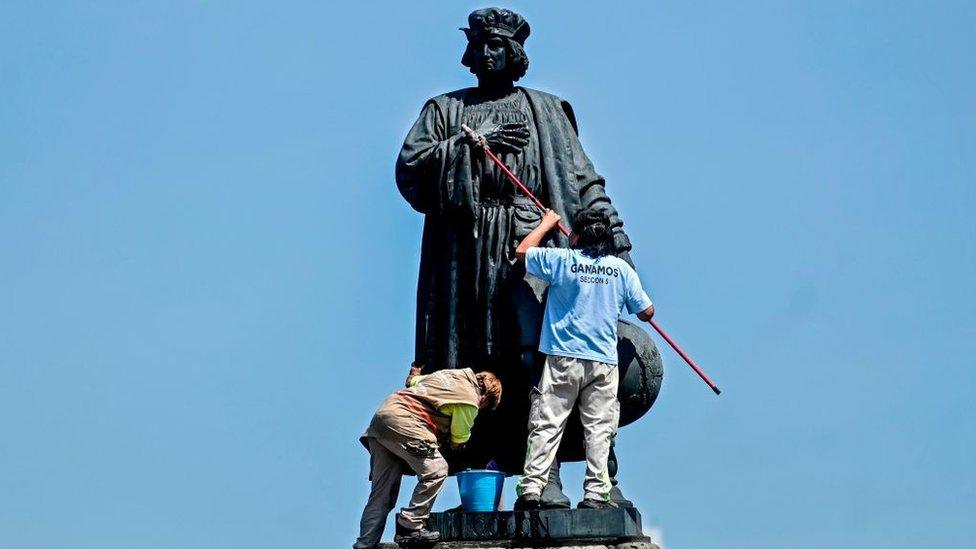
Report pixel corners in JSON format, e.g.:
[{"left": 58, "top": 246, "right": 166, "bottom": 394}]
[
  {"left": 379, "top": 538, "right": 657, "bottom": 549},
  {"left": 378, "top": 508, "right": 656, "bottom": 548}
]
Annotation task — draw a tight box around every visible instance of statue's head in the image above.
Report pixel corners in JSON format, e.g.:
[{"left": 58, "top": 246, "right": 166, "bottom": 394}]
[{"left": 460, "top": 8, "right": 530, "bottom": 82}]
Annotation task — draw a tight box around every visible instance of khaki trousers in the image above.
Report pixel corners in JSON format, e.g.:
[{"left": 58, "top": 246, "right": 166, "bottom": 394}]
[
  {"left": 517, "top": 355, "right": 620, "bottom": 501},
  {"left": 353, "top": 436, "right": 448, "bottom": 549}
]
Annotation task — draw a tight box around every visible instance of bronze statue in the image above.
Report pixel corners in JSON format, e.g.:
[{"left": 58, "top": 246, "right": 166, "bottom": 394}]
[{"left": 396, "top": 7, "right": 663, "bottom": 507}]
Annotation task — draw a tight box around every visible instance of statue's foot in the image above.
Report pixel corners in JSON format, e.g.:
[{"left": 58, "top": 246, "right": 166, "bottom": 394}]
[
  {"left": 609, "top": 483, "right": 635, "bottom": 508},
  {"left": 540, "top": 464, "right": 571, "bottom": 509},
  {"left": 540, "top": 485, "right": 571, "bottom": 509},
  {"left": 607, "top": 446, "right": 634, "bottom": 508}
]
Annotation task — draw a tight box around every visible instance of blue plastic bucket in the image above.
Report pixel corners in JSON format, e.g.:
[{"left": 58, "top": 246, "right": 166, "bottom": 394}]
[{"left": 456, "top": 469, "right": 505, "bottom": 512}]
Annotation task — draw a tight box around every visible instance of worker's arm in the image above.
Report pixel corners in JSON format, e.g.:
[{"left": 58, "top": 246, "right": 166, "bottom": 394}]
[
  {"left": 625, "top": 267, "right": 655, "bottom": 322},
  {"left": 515, "top": 209, "right": 562, "bottom": 261},
  {"left": 637, "top": 304, "right": 655, "bottom": 321},
  {"left": 440, "top": 403, "right": 479, "bottom": 448}
]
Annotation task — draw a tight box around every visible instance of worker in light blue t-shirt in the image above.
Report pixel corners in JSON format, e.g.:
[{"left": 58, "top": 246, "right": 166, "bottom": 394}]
[{"left": 513, "top": 208, "right": 655, "bottom": 510}]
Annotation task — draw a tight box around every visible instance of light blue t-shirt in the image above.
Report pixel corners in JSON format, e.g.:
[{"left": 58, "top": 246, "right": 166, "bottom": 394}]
[{"left": 525, "top": 247, "right": 653, "bottom": 365}]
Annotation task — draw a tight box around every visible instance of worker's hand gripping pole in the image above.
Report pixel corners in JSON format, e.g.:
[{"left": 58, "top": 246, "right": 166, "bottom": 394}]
[{"left": 460, "top": 123, "right": 721, "bottom": 396}]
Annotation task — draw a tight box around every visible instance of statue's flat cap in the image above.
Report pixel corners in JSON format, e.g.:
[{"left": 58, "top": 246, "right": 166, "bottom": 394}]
[{"left": 461, "top": 7, "right": 530, "bottom": 45}]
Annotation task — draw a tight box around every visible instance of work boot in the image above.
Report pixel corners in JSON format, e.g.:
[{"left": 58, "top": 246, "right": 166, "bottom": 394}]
[
  {"left": 393, "top": 521, "right": 440, "bottom": 545},
  {"left": 513, "top": 493, "right": 541, "bottom": 511},
  {"left": 539, "top": 463, "right": 571, "bottom": 509},
  {"left": 577, "top": 498, "right": 619, "bottom": 510}
]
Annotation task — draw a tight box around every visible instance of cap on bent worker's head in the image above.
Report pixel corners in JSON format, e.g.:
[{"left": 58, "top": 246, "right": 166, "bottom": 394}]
[{"left": 460, "top": 7, "right": 531, "bottom": 45}]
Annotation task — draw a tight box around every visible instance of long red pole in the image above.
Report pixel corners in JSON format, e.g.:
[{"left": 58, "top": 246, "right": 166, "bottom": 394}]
[
  {"left": 648, "top": 318, "right": 720, "bottom": 395},
  {"left": 461, "top": 124, "right": 721, "bottom": 396}
]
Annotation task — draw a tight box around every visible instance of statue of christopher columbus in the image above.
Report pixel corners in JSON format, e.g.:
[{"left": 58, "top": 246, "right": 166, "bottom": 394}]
[{"left": 396, "top": 7, "right": 663, "bottom": 508}]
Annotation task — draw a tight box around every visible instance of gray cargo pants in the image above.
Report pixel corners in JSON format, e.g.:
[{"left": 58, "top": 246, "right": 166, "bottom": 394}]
[
  {"left": 353, "top": 436, "right": 448, "bottom": 549},
  {"left": 517, "top": 355, "right": 620, "bottom": 502}
]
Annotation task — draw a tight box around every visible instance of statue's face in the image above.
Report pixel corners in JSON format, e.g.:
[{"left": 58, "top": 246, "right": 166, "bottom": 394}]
[{"left": 471, "top": 35, "right": 507, "bottom": 77}]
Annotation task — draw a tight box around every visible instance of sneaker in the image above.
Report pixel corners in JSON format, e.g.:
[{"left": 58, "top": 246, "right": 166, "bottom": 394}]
[
  {"left": 393, "top": 521, "right": 441, "bottom": 545},
  {"left": 577, "top": 498, "right": 618, "bottom": 510},
  {"left": 513, "top": 493, "right": 541, "bottom": 511}
]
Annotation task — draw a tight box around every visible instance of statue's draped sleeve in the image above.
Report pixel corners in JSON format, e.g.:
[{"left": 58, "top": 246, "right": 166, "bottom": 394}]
[
  {"left": 559, "top": 100, "right": 633, "bottom": 255},
  {"left": 396, "top": 98, "right": 476, "bottom": 216}
]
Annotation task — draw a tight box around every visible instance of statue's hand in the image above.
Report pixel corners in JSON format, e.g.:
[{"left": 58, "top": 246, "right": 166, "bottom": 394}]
[{"left": 472, "top": 121, "right": 530, "bottom": 154}]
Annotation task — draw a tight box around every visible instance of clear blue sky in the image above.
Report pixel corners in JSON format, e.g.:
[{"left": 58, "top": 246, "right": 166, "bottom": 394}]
[{"left": 2, "top": 2, "right": 973, "bottom": 548}]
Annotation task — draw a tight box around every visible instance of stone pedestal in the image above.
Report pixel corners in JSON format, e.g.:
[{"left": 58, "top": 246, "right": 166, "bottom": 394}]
[
  {"left": 378, "top": 508, "right": 658, "bottom": 549},
  {"left": 379, "top": 540, "right": 657, "bottom": 549}
]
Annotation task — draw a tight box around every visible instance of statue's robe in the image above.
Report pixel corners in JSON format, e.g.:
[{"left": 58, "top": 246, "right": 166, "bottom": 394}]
[{"left": 396, "top": 87, "right": 632, "bottom": 471}]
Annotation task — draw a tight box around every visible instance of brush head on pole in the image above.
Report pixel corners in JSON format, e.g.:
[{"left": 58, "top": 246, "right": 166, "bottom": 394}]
[{"left": 460, "top": 124, "right": 487, "bottom": 149}]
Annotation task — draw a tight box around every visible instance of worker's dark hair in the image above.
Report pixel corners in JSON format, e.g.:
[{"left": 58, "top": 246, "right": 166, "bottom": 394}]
[
  {"left": 571, "top": 208, "right": 614, "bottom": 258},
  {"left": 476, "top": 372, "right": 503, "bottom": 410}
]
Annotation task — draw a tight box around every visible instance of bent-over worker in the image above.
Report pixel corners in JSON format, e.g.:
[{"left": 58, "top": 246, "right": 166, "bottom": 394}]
[{"left": 353, "top": 366, "right": 503, "bottom": 548}]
